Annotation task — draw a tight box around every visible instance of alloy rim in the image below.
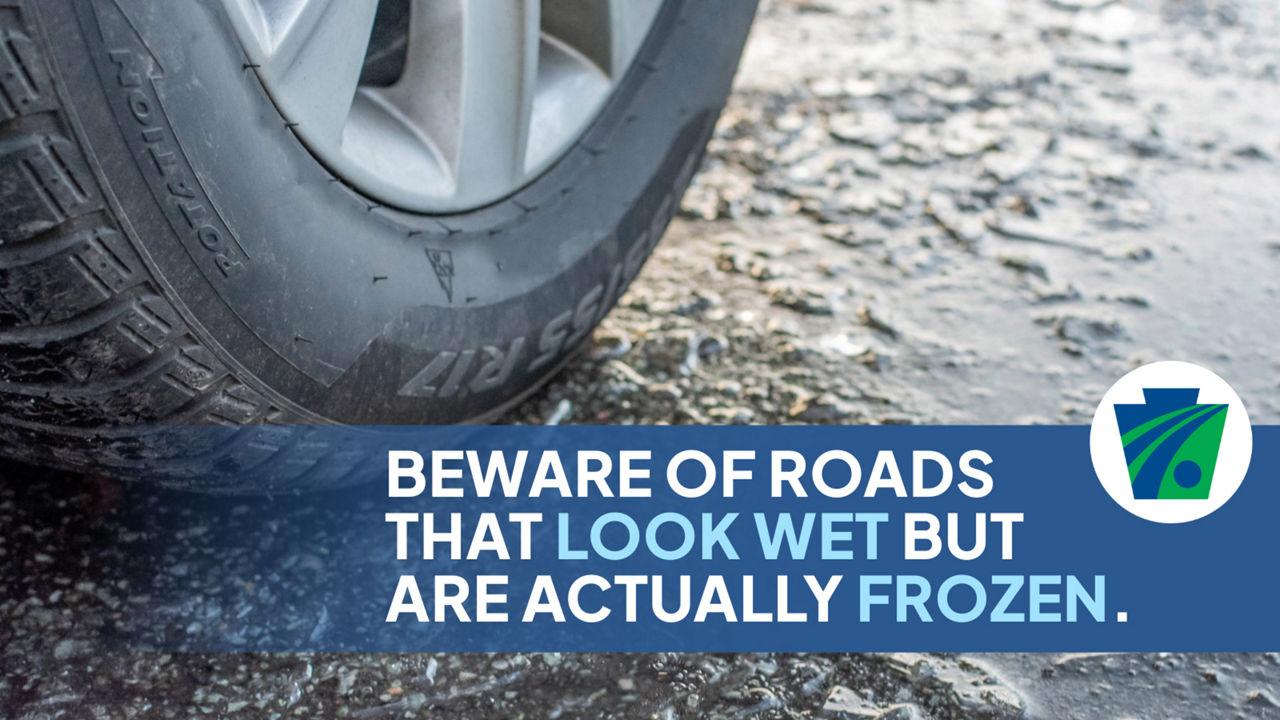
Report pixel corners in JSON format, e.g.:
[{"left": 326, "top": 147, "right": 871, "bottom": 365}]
[{"left": 221, "top": 0, "right": 663, "bottom": 212}]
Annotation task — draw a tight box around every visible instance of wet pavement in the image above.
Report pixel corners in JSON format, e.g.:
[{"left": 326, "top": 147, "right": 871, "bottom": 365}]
[{"left": 4, "top": 0, "right": 1280, "bottom": 717}]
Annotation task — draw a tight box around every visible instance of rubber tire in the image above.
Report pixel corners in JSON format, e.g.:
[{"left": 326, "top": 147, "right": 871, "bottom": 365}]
[{"left": 0, "top": 0, "right": 756, "bottom": 489}]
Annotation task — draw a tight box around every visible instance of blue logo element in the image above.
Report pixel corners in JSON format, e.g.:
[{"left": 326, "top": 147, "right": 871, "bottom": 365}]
[{"left": 1113, "top": 388, "right": 1228, "bottom": 500}]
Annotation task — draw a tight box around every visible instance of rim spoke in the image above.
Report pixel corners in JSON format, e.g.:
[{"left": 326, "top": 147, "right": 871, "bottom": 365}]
[
  {"left": 607, "top": 0, "right": 663, "bottom": 79},
  {"left": 541, "top": 0, "right": 662, "bottom": 80},
  {"left": 261, "top": 0, "right": 380, "bottom": 145},
  {"left": 388, "top": 0, "right": 540, "bottom": 198},
  {"left": 221, "top": 0, "right": 663, "bottom": 211}
]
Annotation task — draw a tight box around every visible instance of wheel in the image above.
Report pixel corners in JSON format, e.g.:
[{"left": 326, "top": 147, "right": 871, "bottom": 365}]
[{"left": 0, "top": 0, "right": 757, "bottom": 488}]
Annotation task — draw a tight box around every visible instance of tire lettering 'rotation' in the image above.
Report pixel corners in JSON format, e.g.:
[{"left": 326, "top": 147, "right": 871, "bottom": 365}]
[{"left": 83, "top": 0, "right": 250, "bottom": 281}]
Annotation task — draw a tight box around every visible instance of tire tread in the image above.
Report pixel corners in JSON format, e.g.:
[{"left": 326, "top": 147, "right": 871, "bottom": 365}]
[{"left": 0, "top": 0, "right": 314, "bottom": 489}]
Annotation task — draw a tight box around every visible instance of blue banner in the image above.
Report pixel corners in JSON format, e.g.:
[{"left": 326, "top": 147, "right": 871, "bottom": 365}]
[{"left": 103, "top": 424, "right": 1277, "bottom": 652}]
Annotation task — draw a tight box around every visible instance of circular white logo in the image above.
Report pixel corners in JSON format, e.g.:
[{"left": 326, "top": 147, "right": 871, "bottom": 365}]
[{"left": 1089, "top": 361, "right": 1252, "bottom": 523}]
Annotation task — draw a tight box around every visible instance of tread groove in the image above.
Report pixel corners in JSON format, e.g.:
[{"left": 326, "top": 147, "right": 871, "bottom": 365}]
[
  {"left": 0, "top": 210, "right": 111, "bottom": 264},
  {"left": 0, "top": 284, "right": 147, "bottom": 346}
]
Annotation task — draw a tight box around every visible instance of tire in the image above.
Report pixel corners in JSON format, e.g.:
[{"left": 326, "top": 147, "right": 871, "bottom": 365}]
[{"left": 0, "top": 0, "right": 757, "bottom": 489}]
